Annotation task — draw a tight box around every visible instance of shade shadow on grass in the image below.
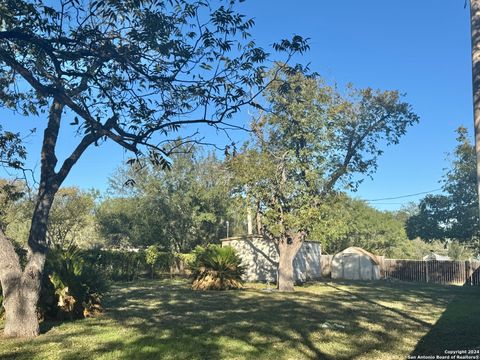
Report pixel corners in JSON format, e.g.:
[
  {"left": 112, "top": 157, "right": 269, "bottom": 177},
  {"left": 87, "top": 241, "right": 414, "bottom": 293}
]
[
  {"left": 1, "top": 278, "right": 478, "bottom": 360},
  {"left": 410, "top": 285, "right": 480, "bottom": 355}
]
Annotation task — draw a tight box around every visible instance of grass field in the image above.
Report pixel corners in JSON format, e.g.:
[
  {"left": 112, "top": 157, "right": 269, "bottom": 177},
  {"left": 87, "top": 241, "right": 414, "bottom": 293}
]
[{"left": 1, "top": 278, "right": 479, "bottom": 360}]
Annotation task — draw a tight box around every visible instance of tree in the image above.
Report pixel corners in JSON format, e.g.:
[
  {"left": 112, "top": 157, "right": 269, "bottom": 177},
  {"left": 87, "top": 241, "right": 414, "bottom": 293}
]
[
  {"left": 388, "top": 238, "right": 447, "bottom": 260},
  {"left": 1, "top": 184, "right": 98, "bottom": 249},
  {"left": 145, "top": 245, "right": 161, "bottom": 279},
  {"left": 406, "top": 127, "right": 480, "bottom": 244},
  {"left": 96, "top": 197, "right": 143, "bottom": 248},
  {"left": 46, "top": 187, "right": 98, "bottom": 249},
  {"left": 315, "top": 196, "right": 409, "bottom": 257},
  {"left": 230, "top": 68, "right": 418, "bottom": 291},
  {"left": 101, "top": 146, "right": 237, "bottom": 251},
  {"left": 0, "top": 0, "right": 309, "bottom": 337},
  {"left": 447, "top": 240, "right": 474, "bottom": 260},
  {"left": 405, "top": 195, "right": 452, "bottom": 241},
  {"left": 469, "top": 0, "right": 480, "bottom": 216},
  {"left": 0, "top": 179, "right": 25, "bottom": 233}
]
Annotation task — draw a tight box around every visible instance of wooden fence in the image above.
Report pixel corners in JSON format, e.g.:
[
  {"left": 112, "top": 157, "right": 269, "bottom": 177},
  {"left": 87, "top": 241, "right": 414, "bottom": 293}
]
[
  {"left": 320, "top": 255, "right": 480, "bottom": 286},
  {"left": 382, "top": 259, "right": 480, "bottom": 286}
]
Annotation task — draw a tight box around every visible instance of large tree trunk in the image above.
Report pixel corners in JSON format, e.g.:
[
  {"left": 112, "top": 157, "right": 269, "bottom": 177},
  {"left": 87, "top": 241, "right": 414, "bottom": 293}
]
[
  {"left": 0, "top": 229, "right": 45, "bottom": 338},
  {"left": 0, "top": 101, "right": 63, "bottom": 337},
  {"left": 1, "top": 188, "right": 56, "bottom": 338},
  {"left": 471, "top": 0, "right": 480, "bottom": 214},
  {"left": 276, "top": 232, "right": 305, "bottom": 292},
  {"left": 2, "top": 274, "right": 41, "bottom": 337}
]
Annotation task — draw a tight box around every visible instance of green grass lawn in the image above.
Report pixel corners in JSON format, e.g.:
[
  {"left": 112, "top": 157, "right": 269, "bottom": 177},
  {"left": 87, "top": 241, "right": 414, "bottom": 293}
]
[{"left": 1, "top": 278, "right": 479, "bottom": 360}]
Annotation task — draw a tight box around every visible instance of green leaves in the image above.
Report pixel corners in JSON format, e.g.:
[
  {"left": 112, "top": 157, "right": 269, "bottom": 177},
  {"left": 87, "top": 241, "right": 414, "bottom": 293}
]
[
  {"left": 145, "top": 245, "right": 161, "bottom": 266},
  {"left": 406, "top": 127, "right": 480, "bottom": 244},
  {"left": 0, "top": 126, "right": 26, "bottom": 170},
  {"left": 230, "top": 66, "right": 417, "bottom": 242},
  {"left": 101, "top": 146, "right": 234, "bottom": 251},
  {"left": 189, "top": 244, "right": 245, "bottom": 290},
  {"left": 0, "top": 0, "right": 310, "bottom": 170},
  {"left": 42, "top": 245, "right": 106, "bottom": 319}
]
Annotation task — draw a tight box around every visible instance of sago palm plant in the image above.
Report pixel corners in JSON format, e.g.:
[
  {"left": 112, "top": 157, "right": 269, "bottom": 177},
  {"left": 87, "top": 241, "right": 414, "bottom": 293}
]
[{"left": 190, "top": 245, "right": 245, "bottom": 290}]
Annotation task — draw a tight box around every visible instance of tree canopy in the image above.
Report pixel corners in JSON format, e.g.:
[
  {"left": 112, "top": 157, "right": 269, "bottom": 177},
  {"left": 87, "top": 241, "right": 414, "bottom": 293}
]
[
  {"left": 229, "top": 67, "right": 418, "bottom": 290},
  {"left": 98, "top": 146, "right": 240, "bottom": 251},
  {"left": 0, "top": 0, "right": 310, "bottom": 338},
  {"left": 406, "top": 127, "right": 480, "bottom": 244}
]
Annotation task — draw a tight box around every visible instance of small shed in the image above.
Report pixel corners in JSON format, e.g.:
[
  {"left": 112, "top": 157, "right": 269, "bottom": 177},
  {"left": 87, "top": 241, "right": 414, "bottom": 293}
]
[
  {"left": 221, "top": 235, "right": 322, "bottom": 283},
  {"left": 331, "top": 247, "right": 381, "bottom": 280},
  {"left": 422, "top": 252, "right": 451, "bottom": 261}
]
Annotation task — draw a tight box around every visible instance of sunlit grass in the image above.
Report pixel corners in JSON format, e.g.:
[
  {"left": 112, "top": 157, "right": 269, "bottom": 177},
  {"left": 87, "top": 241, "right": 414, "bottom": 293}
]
[{"left": 1, "top": 278, "right": 479, "bottom": 360}]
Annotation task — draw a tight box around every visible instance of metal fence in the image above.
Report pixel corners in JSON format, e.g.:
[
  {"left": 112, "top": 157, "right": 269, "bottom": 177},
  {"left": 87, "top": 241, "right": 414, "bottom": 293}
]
[{"left": 320, "top": 255, "right": 480, "bottom": 286}]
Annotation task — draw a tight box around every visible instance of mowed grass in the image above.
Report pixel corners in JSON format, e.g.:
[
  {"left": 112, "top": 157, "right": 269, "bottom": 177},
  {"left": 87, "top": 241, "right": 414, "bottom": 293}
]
[{"left": 1, "top": 278, "right": 479, "bottom": 360}]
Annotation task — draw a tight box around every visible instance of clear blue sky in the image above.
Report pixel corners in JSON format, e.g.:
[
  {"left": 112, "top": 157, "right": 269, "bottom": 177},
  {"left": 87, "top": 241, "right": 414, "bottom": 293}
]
[{"left": 0, "top": 0, "right": 474, "bottom": 211}]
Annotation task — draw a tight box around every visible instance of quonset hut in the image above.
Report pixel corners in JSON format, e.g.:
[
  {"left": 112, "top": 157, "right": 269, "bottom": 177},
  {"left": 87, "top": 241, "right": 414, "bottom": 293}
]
[{"left": 331, "top": 247, "right": 381, "bottom": 280}]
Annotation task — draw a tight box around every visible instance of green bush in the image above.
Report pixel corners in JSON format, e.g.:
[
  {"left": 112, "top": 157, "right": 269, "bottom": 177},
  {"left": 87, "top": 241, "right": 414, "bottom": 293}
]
[
  {"left": 190, "top": 245, "right": 245, "bottom": 290},
  {"left": 80, "top": 249, "right": 147, "bottom": 281},
  {"left": 145, "top": 246, "right": 174, "bottom": 278},
  {"left": 79, "top": 248, "right": 176, "bottom": 281},
  {"left": 175, "top": 252, "right": 196, "bottom": 267},
  {"left": 2, "top": 246, "right": 181, "bottom": 321},
  {"left": 40, "top": 245, "right": 107, "bottom": 320}
]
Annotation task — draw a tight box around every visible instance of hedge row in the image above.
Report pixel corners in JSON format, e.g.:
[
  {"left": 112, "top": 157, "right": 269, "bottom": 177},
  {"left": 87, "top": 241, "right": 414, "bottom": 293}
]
[{"left": 80, "top": 249, "right": 178, "bottom": 281}]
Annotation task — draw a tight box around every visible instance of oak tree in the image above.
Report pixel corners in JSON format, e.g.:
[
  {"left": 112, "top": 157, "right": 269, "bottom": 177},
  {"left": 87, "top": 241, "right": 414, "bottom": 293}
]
[
  {"left": 406, "top": 127, "right": 480, "bottom": 244},
  {"left": 0, "top": 0, "right": 308, "bottom": 337},
  {"left": 230, "top": 68, "right": 418, "bottom": 291}
]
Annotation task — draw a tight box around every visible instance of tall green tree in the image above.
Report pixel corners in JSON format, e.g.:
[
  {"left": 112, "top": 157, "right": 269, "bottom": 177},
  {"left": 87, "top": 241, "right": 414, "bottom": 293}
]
[
  {"left": 101, "top": 146, "right": 236, "bottom": 252},
  {"left": 406, "top": 127, "right": 480, "bottom": 244},
  {"left": 46, "top": 187, "right": 98, "bottom": 249},
  {"left": 315, "top": 196, "right": 409, "bottom": 257},
  {"left": 2, "top": 186, "right": 99, "bottom": 249},
  {"left": 0, "top": 179, "right": 25, "bottom": 233},
  {"left": 230, "top": 68, "right": 418, "bottom": 291},
  {"left": 95, "top": 197, "right": 144, "bottom": 248},
  {"left": 0, "top": 0, "right": 308, "bottom": 337}
]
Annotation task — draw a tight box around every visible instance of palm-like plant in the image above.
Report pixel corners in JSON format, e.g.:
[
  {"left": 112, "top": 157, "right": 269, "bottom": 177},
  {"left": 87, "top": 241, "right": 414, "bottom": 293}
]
[{"left": 190, "top": 245, "right": 245, "bottom": 290}]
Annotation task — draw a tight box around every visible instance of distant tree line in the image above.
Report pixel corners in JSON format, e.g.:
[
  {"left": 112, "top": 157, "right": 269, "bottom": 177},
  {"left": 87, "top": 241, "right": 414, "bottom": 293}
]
[{"left": 4, "top": 142, "right": 472, "bottom": 261}]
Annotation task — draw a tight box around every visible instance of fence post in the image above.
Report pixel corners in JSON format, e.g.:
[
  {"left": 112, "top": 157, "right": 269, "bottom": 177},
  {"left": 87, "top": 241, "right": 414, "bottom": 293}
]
[
  {"left": 378, "top": 256, "right": 385, "bottom": 279},
  {"left": 425, "top": 261, "right": 429, "bottom": 283},
  {"left": 466, "top": 260, "right": 473, "bottom": 286}
]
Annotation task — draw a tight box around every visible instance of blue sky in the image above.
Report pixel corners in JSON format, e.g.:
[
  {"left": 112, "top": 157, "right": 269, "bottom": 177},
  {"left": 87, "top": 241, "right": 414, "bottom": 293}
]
[{"left": 0, "top": 0, "right": 474, "bottom": 211}]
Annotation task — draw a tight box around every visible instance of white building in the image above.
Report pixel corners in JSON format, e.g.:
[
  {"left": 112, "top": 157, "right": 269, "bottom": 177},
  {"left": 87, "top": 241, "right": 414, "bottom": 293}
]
[
  {"left": 331, "top": 247, "right": 381, "bottom": 281},
  {"left": 221, "top": 235, "right": 322, "bottom": 283}
]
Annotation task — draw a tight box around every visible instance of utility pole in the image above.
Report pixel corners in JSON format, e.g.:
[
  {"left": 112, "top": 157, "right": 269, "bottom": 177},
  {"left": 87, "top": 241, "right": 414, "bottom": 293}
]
[{"left": 470, "top": 0, "right": 480, "bottom": 214}]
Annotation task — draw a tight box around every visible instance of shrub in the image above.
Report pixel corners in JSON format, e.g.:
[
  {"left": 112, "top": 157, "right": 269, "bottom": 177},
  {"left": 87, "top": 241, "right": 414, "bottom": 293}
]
[
  {"left": 190, "top": 245, "right": 245, "bottom": 290},
  {"left": 176, "top": 252, "right": 196, "bottom": 267},
  {"left": 81, "top": 248, "right": 147, "bottom": 281},
  {"left": 145, "top": 245, "right": 160, "bottom": 278},
  {"left": 145, "top": 246, "right": 174, "bottom": 278},
  {"left": 40, "top": 245, "right": 107, "bottom": 320},
  {"left": 172, "top": 252, "right": 196, "bottom": 275}
]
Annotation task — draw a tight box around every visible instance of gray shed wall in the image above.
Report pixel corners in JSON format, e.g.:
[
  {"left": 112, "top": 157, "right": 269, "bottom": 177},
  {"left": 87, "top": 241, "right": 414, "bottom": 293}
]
[{"left": 221, "top": 236, "right": 321, "bottom": 282}]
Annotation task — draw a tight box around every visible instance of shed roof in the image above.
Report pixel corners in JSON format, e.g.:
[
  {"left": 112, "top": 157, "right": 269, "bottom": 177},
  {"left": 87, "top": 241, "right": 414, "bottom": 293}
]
[
  {"left": 220, "top": 235, "right": 320, "bottom": 244},
  {"left": 334, "top": 247, "right": 380, "bottom": 265},
  {"left": 422, "top": 253, "right": 451, "bottom": 261}
]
